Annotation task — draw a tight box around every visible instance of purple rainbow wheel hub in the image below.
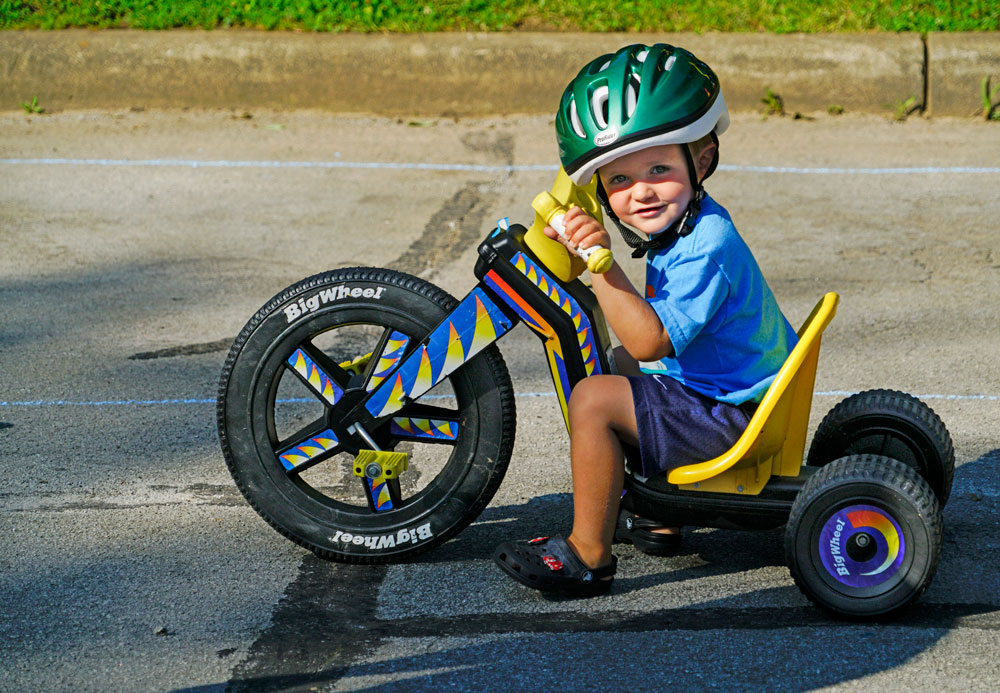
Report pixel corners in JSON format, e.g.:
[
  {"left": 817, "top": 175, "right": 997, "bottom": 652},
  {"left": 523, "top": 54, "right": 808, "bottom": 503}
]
[{"left": 818, "top": 504, "right": 906, "bottom": 588}]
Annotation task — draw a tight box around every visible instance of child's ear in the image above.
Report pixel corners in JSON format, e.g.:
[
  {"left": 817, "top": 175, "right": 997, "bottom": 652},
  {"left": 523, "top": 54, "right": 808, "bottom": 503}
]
[{"left": 696, "top": 142, "right": 718, "bottom": 181}]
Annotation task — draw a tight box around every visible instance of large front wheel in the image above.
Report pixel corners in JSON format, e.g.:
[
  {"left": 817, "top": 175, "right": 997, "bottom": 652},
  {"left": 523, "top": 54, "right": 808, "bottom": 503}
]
[{"left": 217, "top": 267, "right": 516, "bottom": 563}]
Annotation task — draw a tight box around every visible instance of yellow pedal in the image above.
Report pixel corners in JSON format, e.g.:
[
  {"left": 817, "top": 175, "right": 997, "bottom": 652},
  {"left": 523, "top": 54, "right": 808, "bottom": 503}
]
[
  {"left": 339, "top": 352, "right": 373, "bottom": 375},
  {"left": 353, "top": 449, "right": 409, "bottom": 479}
]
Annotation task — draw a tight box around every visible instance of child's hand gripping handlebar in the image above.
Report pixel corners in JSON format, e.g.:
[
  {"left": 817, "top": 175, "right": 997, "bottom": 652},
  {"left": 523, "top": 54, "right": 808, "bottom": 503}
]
[{"left": 531, "top": 191, "right": 614, "bottom": 274}]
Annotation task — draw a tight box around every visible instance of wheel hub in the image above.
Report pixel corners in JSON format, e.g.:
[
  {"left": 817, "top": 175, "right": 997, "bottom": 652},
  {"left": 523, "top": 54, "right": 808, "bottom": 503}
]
[
  {"left": 846, "top": 532, "right": 878, "bottom": 562},
  {"left": 818, "top": 504, "right": 906, "bottom": 588},
  {"left": 326, "top": 387, "right": 374, "bottom": 453}
]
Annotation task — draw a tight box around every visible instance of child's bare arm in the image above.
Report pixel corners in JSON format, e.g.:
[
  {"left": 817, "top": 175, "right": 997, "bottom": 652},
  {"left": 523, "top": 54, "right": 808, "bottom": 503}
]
[
  {"left": 546, "top": 207, "right": 675, "bottom": 361},
  {"left": 591, "top": 264, "right": 675, "bottom": 361}
]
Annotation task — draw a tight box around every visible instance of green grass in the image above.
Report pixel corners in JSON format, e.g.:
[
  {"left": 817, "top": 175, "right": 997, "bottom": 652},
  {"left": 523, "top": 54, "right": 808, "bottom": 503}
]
[{"left": 2, "top": 0, "right": 998, "bottom": 32}]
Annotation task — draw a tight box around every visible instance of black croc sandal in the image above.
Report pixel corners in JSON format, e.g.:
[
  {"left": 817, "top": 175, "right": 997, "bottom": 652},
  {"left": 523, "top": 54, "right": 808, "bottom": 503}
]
[
  {"left": 615, "top": 510, "right": 682, "bottom": 557},
  {"left": 493, "top": 535, "right": 617, "bottom": 597}
]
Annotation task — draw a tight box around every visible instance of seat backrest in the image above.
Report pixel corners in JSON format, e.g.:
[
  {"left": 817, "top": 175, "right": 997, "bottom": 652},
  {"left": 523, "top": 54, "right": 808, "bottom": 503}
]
[{"left": 666, "top": 292, "right": 840, "bottom": 492}]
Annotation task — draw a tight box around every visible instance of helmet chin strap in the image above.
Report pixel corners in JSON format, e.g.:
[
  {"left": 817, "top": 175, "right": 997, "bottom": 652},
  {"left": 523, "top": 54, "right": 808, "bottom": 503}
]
[{"left": 596, "top": 136, "right": 717, "bottom": 258}]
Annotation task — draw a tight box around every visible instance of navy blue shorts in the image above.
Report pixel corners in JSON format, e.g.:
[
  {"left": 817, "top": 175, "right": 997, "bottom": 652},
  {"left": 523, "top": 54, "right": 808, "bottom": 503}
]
[{"left": 627, "top": 374, "right": 755, "bottom": 479}]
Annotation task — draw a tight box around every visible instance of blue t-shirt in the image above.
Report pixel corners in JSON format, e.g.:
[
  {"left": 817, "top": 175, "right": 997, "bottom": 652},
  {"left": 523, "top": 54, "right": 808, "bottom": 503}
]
[{"left": 638, "top": 195, "right": 798, "bottom": 405}]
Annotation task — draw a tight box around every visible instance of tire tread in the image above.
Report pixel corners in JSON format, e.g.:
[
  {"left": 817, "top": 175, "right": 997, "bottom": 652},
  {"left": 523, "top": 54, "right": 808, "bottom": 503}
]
[{"left": 807, "top": 388, "right": 954, "bottom": 505}]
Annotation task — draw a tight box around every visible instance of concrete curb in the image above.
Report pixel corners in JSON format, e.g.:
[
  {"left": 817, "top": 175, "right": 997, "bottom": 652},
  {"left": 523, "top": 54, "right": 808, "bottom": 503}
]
[
  {"left": 928, "top": 32, "right": 1000, "bottom": 117},
  {"left": 1, "top": 30, "right": 997, "bottom": 116}
]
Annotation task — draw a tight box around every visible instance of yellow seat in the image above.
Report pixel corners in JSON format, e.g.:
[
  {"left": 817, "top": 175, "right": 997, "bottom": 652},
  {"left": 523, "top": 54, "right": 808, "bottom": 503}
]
[{"left": 666, "top": 292, "right": 840, "bottom": 495}]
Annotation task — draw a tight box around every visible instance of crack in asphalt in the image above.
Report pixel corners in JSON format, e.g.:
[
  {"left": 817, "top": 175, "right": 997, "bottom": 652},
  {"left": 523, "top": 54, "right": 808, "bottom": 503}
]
[
  {"left": 390, "top": 181, "right": 495, "bottom": 280},
  {"left": 391, "top": 130, "right": 514, "bottom": 280},
  {"left": 371, "top": 602, "right": 1000, "bottom": 635},
  {"left": 128, "top": 338, "right": 234, "bottom": 360},
  {"left": 217, "top": 583, "right": 998, "bottom": 692},
  {"left": 1, "top": 484, "right": 246, "bottom": 512},
  {"left": 218, "top": 548, "right": 998, "bottom": 693},
  {"left": 126, "top": 135, "right": 517, "bottom": 361}
]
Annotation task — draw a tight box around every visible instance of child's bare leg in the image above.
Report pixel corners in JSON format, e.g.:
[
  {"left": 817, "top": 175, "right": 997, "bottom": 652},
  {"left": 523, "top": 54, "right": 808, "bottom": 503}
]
[
  {"left": 604, "top": 347, "right": 681, "bottom": 538},
  {"left": 565, "top": 374, "right": 637, "bottom": 568}
]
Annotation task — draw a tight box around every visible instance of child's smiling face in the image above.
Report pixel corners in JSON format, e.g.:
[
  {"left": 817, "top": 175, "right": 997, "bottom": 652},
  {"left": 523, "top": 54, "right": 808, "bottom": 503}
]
[{"left": 598, "top": 144, "right": 697, "bottom": 237}]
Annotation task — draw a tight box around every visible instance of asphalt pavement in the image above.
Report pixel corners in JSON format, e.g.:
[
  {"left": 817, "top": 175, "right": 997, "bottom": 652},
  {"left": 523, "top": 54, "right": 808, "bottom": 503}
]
[{"left": 1, "top": 109, "right": 999, "bottom": 691}]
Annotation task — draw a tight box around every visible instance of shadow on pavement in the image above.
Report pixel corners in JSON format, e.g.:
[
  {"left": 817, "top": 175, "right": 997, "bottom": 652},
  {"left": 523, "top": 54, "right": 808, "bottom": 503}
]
[{"left": 198, "top": 449, "right": 998, "bottom": 691}]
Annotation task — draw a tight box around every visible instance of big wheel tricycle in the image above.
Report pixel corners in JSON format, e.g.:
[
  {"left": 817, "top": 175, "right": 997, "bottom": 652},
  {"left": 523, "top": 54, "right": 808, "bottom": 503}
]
[{"left": 217, "top": 170, "right": 953, "bottom": 618}]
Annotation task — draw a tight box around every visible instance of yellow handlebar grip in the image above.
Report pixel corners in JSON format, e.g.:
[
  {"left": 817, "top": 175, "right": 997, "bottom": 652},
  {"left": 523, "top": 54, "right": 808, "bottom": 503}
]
[
  {"left": 532, "top": 191, "right": 563, "bottom": 223},
  {"left": 531, "top": 192, "right": 614, "bottom": 274},
  {"left": 586, "top": 247, "right": 614, "bottom": 274}
]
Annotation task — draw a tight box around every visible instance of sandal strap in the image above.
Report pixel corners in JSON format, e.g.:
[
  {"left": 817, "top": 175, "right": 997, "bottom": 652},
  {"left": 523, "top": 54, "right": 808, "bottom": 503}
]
[
  {"left": 630, "top": 515, "right": 677, "bottom": 532},
  {"left": 494, "top": 535, "right": 617, "bottom": 596},
  {"left": 585, "top": 555, "right": 618, "bottom": 579}
]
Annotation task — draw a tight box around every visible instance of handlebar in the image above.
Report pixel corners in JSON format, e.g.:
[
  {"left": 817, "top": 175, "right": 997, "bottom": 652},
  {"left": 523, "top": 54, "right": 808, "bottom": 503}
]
[{"left": 531, "top": 191, "right": 614, "bottom": 274}]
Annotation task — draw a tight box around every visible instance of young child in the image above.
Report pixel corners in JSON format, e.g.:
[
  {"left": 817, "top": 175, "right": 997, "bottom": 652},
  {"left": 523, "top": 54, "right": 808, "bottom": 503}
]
[{"left": 493, "top": 44, "right": 798, "bottom": 596}]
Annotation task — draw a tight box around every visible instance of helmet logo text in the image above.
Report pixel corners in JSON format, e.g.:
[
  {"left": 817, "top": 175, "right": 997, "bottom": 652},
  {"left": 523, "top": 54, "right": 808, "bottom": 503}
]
[{"left": 593, "top": 130, "right": 619, "bottom": 147}]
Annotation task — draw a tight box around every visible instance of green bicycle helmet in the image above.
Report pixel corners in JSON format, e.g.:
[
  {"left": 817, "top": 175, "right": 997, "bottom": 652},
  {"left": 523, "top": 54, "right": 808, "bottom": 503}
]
[{"left": 556, "top": 43, "right": 729, "bottom": 186}]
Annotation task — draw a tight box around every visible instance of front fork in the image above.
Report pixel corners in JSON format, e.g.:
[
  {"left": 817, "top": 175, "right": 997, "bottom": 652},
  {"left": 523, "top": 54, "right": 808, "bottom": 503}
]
[{"left": 475, "top": 221, "right": 615, "bottom": 431}]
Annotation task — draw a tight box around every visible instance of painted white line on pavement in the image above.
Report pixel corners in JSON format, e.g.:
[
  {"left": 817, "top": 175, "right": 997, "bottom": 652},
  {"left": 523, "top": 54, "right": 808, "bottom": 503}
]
[
  {"left": 0, "top": 157, "right": 553, "bottom": 173},
  {"left": 2, "top": 158, "right": 999, "bottom": 175},
  {"left": 1, "top": 391, "right": 997, "bottom": 408}
]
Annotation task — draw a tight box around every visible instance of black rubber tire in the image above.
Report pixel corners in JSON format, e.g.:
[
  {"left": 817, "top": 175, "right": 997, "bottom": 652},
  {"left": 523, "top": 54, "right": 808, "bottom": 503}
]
[
  {"left": 785, "top": 454, "right": 942, "bottom": 618},
  {"left": 217, "top": 267, "right": 516, "bottom": 563},
  {"left": 806, "top": 389, "right": 954, "bottom": 506}
]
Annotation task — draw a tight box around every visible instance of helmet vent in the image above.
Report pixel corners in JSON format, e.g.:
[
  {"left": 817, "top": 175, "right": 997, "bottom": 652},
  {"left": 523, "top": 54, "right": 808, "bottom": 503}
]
[
  {"left": 591, "top": 85, "right": 609, "bottom": 129},
  {"left": 569, "top": 99, "right": 586, "bottom": 139},
  {"left": 625, "top": 76, "right": 639, "bottom": 118}
]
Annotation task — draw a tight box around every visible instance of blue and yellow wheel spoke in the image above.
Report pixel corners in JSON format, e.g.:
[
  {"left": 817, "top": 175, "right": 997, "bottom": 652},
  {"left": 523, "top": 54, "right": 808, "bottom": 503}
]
[
  {"left": 278, "top": 428, "right": 340, "bottom": 471},
  {"left": 367, "top": 330, "right": 411, "bottom": 392},
  {"left": 287, "top": 348, "right": 344, "bottom": 406},
  {"left": 391, "top": 416, "right": 459, "bottom": 442},
  {"left": 366, "top": 475, "right": 395, "bottom": 512}
]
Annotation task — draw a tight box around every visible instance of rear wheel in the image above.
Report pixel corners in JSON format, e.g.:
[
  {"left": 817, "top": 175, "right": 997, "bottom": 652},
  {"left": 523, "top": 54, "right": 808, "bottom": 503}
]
[
  {"left": 785, "top": 454, "right": 942, "bottom": 618},
  {"left": 807, "top": 389, "right": 954, "bottom": 505}
]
